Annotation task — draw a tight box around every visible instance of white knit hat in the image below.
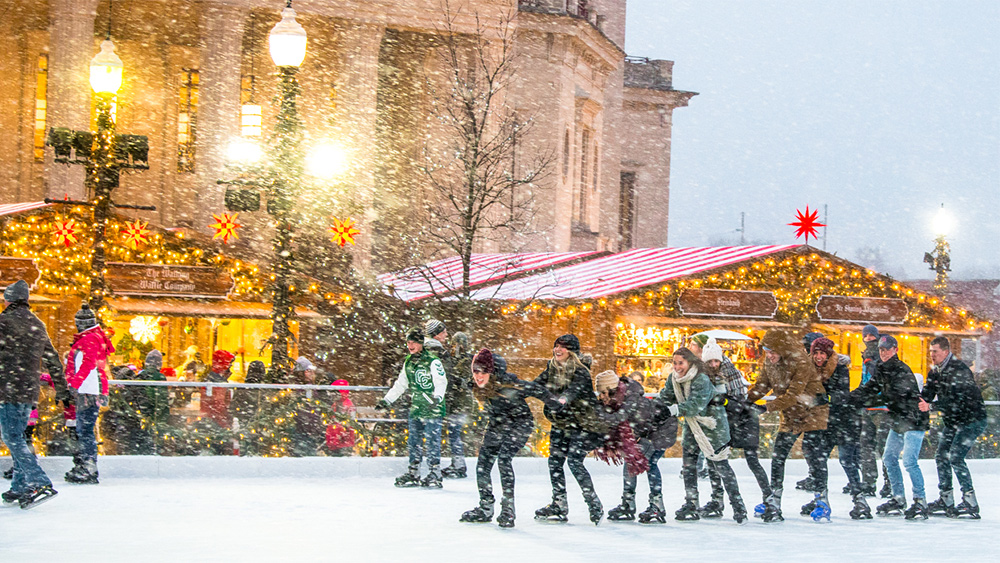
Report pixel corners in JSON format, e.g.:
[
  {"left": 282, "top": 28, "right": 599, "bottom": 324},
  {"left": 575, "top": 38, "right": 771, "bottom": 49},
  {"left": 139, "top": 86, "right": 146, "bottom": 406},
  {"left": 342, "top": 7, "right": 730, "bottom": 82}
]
[
  {"left": 701, "top": 337, "right": 724, "bottom": 363},
  {"left": 594, "top": 370, "right": 620, "bottom": 392}
]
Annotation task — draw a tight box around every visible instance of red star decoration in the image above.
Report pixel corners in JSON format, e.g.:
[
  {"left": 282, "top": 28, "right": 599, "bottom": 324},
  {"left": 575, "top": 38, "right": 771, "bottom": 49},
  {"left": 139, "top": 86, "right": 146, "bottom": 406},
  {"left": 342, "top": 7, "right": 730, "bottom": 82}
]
[
  {"left": 120, "top": 219, "right": 150, "bottom": 250},
  {"left": 788, "top": 206, "right": 825, "bottom": 245},
  {"left": 329, "top": 218, "right": 360, "bottom": 247},
  {"left": 210, "top": 212, "right": 241, "bottom": 244},
  {"left": 52, "top": 218, "right": 80, "bottom": 247}
]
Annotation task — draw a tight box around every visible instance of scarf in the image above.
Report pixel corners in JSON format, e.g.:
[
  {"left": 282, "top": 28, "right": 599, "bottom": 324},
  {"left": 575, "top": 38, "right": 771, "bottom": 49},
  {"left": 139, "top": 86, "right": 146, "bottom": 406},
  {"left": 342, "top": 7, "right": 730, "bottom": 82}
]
[
  {"left": 670, "top": 365, "right": 730, "bottom": 462},
  {"left": 595, "top": 381, "right": 650, "bottom": 476}
]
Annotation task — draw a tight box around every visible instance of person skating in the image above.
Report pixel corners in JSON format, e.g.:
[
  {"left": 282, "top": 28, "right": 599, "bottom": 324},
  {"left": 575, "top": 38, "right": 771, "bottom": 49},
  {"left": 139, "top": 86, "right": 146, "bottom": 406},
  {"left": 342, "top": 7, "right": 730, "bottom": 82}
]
[
  {"left": 443, "top": 330, "right": 475, "bottom": 479},
  {"left": 858, "top": 324, "right": 891, "bottom": 498},
  {"left": 64, "top": 302, "right": 114, "bottom": 485},
  {"left": 851, "top": 335, "right": 930, "bottom": 519},
  {"left": 658, "top": 347, "right": 748, "bottom": 524},
  {"left": 525, "top": 334, "right": 607, "bottom": 525},
  {"left": 920, "top": 336, "right": 987, "bottom": 519},
  {"left": 376, "top": 327, "right": 447, "bottom": 488},
  {"left": 592, "top": 369, "right": 677, "bottom": 523},
  {"left": 699, "top": 338, "right": 772, "bottom": 520},
  {"left": 0, "top": 280, "right": 68, "bottom": 508},
  {"left": 459, "top": 349, "right": 534, "bottom": 528},
  {"left": 810, "top": 337, "right": 870, "bottom": 519},
  {"left": 746, "top": 329, "right": 830, "bottom": 522}
]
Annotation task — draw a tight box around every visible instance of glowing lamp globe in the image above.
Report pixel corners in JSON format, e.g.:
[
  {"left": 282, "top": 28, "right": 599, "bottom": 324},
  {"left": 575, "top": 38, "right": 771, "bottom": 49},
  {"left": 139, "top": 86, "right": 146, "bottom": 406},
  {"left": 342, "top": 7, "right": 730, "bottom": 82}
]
[
  {"left": 268, "top": 7, "right": 307, "bottom": 68},
  {"left": 932, "top": 204, "right": 954, "bottom": 237},
  {"left": 90, "top": 40, "right": 124, "bottom": 94}
]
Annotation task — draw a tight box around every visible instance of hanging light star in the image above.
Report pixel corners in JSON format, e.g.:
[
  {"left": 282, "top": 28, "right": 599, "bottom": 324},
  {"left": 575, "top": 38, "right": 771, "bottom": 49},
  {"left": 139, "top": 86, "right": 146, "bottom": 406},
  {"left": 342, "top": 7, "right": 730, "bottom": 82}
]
[
  {"left": 120, "top": 219, "right": 150, "bottom": 250},
  {"left": 52, "top": 218, "right": 81, "bottom": 247},
  {"left": 210, "top": 212, "right": 241, "bottom": 243},
  {"left": 788, "top": 206, "right": 825, "bottom": 245},
  {"left": 329, "top": 217, "right": 360, "bottom": 247}
]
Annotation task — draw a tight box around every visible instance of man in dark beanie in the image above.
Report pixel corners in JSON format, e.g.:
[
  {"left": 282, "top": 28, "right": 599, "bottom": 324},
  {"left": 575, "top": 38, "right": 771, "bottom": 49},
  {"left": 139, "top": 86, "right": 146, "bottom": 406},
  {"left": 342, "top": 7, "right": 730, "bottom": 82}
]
[{"left": 1, "top": 280, "right": 68, "bottom": 508}]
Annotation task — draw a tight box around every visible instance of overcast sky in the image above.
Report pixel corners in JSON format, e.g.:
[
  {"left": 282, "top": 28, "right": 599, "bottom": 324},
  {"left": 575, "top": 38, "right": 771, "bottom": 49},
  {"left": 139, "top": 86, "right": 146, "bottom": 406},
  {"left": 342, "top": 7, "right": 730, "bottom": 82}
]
[{"left": 624, "top": 0, "right": 1000, "bottom": 280}]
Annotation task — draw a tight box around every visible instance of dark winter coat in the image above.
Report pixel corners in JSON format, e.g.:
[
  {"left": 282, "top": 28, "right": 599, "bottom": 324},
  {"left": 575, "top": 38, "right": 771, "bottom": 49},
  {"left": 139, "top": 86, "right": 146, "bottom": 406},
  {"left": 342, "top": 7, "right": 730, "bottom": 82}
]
[
  {"left": 532, "top": 356, "right": 607, "bottom": 436},
  {"left": 851, "top": 354, "right": 929, "bottom": 433},
  {"left": 817, "top": 354, "right": 860, "bottom": 437},
  {"left": 0, "top": 301, "right": 67, "bottom": 404},
  {"left": 445, "top": 349, "right": 475, "bottom": 416},
  {"left": 136, "top": 366, "right": 170, "bottom": 425},
  {"left": 595, "top": 377, "right": 677, "bottom": 451},
  {"left": 747, "top": 330, "right": 828, "bottom": 434},
  {"left": 475, "top": 358, "right": 534, "bottom": 431},
  {"left": 922, "top": 354, "right": 986, "bottom": 427}
]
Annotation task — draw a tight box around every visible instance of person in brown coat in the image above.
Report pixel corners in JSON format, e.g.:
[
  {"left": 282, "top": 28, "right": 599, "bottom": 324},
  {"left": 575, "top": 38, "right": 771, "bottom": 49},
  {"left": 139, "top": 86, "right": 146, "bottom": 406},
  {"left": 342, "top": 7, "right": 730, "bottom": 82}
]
[{"left": 746, "top": 329, "right": 830, "bottom": 522}]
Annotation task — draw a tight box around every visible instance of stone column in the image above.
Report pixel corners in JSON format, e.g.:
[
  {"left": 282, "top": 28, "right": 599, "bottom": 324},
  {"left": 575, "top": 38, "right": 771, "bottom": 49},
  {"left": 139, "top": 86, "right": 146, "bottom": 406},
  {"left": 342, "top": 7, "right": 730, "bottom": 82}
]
[
  {"left": 333, "top": 23, "right": 385, "bottom": 275},
  {"left": 45, "top": 0, "right": 99, "bottom": 200},
  {"left": 195, "top": 0, "right": 248, "bottom": 232}
]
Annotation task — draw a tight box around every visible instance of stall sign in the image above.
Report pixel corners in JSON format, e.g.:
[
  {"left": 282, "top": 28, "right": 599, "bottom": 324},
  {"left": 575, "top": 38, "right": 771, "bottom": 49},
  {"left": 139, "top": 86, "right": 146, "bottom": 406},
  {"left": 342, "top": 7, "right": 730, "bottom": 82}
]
[
  {"left": 106, "top": 263, "right": 234, "bottom": 299},
  {"left": 0, "top": 257, "right": 40, "bottom": 289},
  {"left": 815, "top": 295, "right": 908, "bottom": 324},
  {"left": 677, "top": 289, "right": 778, "bottom": 319}
]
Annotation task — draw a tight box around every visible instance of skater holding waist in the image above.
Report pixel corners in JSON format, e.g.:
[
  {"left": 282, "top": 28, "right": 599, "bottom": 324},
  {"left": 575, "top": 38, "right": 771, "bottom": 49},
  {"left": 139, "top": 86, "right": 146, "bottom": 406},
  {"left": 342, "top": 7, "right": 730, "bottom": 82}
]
[{"left": 459, "top": 349, "right": 534, "bottom": 528}]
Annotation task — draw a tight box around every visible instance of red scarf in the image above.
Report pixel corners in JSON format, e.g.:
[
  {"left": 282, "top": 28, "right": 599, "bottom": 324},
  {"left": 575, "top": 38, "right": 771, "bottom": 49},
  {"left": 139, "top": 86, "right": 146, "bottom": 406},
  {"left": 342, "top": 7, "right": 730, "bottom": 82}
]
[{"left": 595, "top": 381, "right": 650, "bottom": 476}]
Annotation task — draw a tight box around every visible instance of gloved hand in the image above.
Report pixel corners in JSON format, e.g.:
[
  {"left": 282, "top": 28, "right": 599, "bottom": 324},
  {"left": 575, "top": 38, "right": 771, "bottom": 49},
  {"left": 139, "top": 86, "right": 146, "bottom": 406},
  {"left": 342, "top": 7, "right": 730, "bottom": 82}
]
[
  {"left": 666, "top": 404, "right": 680, "bottom": 417},
  {"left": 709, "top": 394, "right": 729, "bottom": 407},
  {"left": 375, "top": 399, "right": 390, "bottom": 411}
]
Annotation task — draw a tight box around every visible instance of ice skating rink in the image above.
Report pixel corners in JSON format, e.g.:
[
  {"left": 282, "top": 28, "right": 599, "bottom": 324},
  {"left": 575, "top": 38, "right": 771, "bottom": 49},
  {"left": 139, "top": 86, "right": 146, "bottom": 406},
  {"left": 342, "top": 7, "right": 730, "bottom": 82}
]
[{"left": 1, "top": 456, "right": 996, "bottom": 562}]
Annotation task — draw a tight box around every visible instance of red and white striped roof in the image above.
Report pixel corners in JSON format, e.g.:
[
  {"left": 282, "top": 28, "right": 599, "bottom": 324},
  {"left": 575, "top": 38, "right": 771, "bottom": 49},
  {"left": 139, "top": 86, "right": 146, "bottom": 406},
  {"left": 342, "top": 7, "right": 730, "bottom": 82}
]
[
  {"left": 0, "top": 201, "right": 50, "bottom": 217},
  {"left": 463, "top": 245, "right": 801, "bottom": 301},
  {"left": 377, "top": 251, "right": 600, "bottom": 302}
]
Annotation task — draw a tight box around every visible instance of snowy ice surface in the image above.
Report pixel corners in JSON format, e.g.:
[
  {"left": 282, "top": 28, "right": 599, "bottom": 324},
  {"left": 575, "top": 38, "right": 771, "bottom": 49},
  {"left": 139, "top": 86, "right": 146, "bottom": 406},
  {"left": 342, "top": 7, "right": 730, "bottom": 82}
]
[{"left": 1, "top": 456, "right": 997, "bottom": 562}]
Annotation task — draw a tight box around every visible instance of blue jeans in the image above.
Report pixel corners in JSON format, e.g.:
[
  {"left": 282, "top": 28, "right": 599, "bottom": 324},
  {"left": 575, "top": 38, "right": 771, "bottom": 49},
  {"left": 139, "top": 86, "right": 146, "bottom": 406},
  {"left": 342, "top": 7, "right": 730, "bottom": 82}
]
[
  {"left": 0, "top": 403, "right": 52, "bottom": 493},
  {"left": 883, "top": 429, "right": 925, "bottom": 499},
  {"left": 935, "top": 418, "right": 987, "bottom": 494},
  {"left": 445, "top": 413, "right": 466, "bottom": 462},
  {"left": 75, "top": 394, "right": 101, "bottom": 470},
  {"left": 407, "top": 416, "right": 443, "bottom": 471}
]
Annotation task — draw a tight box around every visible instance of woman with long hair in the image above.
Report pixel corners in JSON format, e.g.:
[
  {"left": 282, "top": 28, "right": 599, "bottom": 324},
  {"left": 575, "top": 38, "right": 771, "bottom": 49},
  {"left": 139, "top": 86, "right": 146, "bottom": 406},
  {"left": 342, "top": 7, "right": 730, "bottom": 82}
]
[{"left": 658, "top": 347, "right": 747, "bottom": 523}]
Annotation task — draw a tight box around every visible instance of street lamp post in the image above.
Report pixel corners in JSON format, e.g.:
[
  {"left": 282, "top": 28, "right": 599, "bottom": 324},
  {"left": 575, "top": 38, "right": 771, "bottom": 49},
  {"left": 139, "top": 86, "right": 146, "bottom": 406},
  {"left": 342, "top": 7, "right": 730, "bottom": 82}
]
[{"left": 924, "top": 203, "right": 952, "bottom": 295}]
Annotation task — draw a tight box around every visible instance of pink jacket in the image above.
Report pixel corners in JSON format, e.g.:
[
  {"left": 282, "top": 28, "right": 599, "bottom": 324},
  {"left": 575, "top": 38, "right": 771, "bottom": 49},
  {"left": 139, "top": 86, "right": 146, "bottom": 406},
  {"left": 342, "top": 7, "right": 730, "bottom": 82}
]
[{"left": 65, "top": 326, "right": 115, "bottom": 395}]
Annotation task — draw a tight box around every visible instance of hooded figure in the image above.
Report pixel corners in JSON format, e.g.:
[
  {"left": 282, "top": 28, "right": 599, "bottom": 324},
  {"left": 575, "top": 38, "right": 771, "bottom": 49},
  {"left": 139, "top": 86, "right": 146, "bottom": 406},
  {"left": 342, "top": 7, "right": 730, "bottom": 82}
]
[{"left": 231, "top": 360, "right": 266, "bottom": 422}]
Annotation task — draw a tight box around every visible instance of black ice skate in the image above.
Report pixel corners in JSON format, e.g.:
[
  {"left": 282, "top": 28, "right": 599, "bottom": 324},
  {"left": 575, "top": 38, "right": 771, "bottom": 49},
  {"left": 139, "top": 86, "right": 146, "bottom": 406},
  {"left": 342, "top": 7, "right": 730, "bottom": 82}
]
[
  {"left": 795, "top": 477, "right": 820, "bottom": 492},
  {"left": 441, "top": 464, "right": 467, "bottom": 479},
  {"left": 675, "top": 499, "right": 701, "bottom": 521},
  {"left": 954, "top": 491, "right": 980, "bottom": 520},
  {"left": 420, "top": 471, "right": 443, "bottom": 489},
  {"left": 534, "top": 497, "right": 569, "bottom": 522},
  {"left": 2, "top": 489, "right": 21, "bottom": 504},
  {"left": 585, "top": 494, "right": 603, "bottom": 526},
  {"left": 497, "top": 496, "right": 516, "bottom": 528},
  {"left": 876, "top": 496, "right": 906, "bottom": 516},
  {"left": 850, "top": 494, "right": 873, "bottom": 520},
  {"left": 927, "top": 490, "right": 957, "bottom": 517},
  {"left": 2, "top": 467, "right": 12, "bottom": 480},
  {"left": 878, "top": 481, "right": 892, "bottom": 499},
  {"left": 698, "top": 498, "right": 724, "bottom": 518},
  {"left": 394, "top": 471, "right": 421, "bottom": 488},
  {"left": 607, "top": 496, "right": 636, "bottom": 521},
  {"left": 18, "top": 485, "right": 57, "bottom": 509},
  {"left": 638, "top": 494, "right": 666, "bottom": 524},
  {"left": 732, "top": 496, "right": 748, "bottom": 525},
  {"left": 460, "top": 501, "right": 494, "bottom": 523},
  {"left": 904, "top": 497, "right": 929, "bottom": 520},
  {"left": 859, "top": 483, "right": 877, "bottom": 497}
]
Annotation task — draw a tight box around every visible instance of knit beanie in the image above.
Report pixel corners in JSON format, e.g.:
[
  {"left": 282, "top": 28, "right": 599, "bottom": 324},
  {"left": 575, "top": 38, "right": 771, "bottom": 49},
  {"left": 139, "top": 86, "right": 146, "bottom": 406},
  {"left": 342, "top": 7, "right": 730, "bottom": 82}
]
[
  {"left": 553, "top": 334, "right": 581, "bottom": 354},
  {"left": 212, "top": 350, "right": 236, "bottom": 373},
  {"left": 862, "top": 325, "right": 880, "bottom": 340},
  {"left": 406, "top": 326, "right": 424, "bottom": 343},
  {"left": 74, "top": 303, "right": 98, "bottom": 332},
  {"left": 424, "top": 319, "right": 446, "bottom": 338},
  {"left": 701, "top": 337, "right": 724, "bottom": 363},
  {"left": 878, "top": 335, "right": 898, "bottom": 349},
  {"left": 810, "top": 337, "right": 836, "bottom": 358},
  {"left": 472, "top": 348, "right": 495, "bottom": 374},
  {"left": 689, "top": 333, "right": 709, "bottom": 348},
  {"left": 594, "top": 369, "right": 620, "bottom": 392},
  {"left": 294, "top": 356, "right": 316, "bottom": 372},
  {"left": 802, "top": 332, "right": 824, "bottom": 352},
  {"left": 144, "top": 349, "right": 163, "bottom": 371},
  {"left": 452, "top": 331, "right": 471, "bottom": 354},
  {"left": 3, "top": 280, "right": 30, "bottom": 303}
]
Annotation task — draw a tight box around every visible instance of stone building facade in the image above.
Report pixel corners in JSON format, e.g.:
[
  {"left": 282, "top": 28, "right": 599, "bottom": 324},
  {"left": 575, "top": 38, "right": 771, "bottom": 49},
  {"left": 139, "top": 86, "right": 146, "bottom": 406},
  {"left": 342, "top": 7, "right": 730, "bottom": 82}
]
[{"left": 0, "top": 0, "right": 695, "bottom": 274}]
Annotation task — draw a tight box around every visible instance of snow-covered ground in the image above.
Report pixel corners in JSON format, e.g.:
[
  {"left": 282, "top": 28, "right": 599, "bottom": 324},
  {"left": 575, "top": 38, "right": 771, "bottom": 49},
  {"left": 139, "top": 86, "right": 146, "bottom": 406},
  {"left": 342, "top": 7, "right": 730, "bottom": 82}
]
[{"left": 2, "top": 456, "right": 997, "bottom": 562}]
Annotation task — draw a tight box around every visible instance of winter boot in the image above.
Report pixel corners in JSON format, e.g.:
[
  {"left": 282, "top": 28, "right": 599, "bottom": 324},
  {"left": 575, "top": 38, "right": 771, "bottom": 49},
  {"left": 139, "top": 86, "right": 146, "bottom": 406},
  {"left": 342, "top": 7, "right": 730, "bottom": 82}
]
[
  {"left": 534, "top": 495, "right": 569, "bottom": 522},
  {"left": 876, "top": 495, "right": 906, "bottom": 516},
  {"left": 849, "top": 493, "right": 873, "bottom": 520},
  {"left": 420, "top": 467, "right": 443, "bottom": 489},
  {"left": 808, "top": 491, "right": 832, "bottom": 522},
  {"left": 927, "top": 489, "right": 956, "bottom": 517},
  {"left": 762, "top": 489, "right": 783, "bottom": 522},
  {"left": 2, "top": 489, "right": 21, "bottom": 504},
  {"left": 441, "top": 457, "right": 468, "bottom": 479},
  {"left": 18, "top": 485, "right": 57, "bottom": 510},
  {"left": 955, "top": 490, "right": 980, "bottom": 519},
  {"left": 731, "top": 494, "right": 748, "bottom": 524},
  {"left": 585, "top": 492, "right": 604, "bottom": 525},
  {"left": 699, "top": 497, "right": 725, "bottom": 518},
  {"left": 607, "top": 493, "right": 636, "bottom": 521},
  {"left": 460, "top": 498, "right": 495, "bottom": 523},
  {"left": 394, "top": 466, "right": 421, "bottom": 488},
  {"left": 796, "top": 476, "right": 820, "bottom": 492},
  {"left": 675, "top": 499, "right": 701, "bottom": 521},
  {"left": 904, "top": 497, "right": 929, "bottom": 520},
  {"left": 497, "top": 496, "right": 516, "bottom": 528},
  {"left": 638, "top": 493, "right": 666, "bottom": 524}
]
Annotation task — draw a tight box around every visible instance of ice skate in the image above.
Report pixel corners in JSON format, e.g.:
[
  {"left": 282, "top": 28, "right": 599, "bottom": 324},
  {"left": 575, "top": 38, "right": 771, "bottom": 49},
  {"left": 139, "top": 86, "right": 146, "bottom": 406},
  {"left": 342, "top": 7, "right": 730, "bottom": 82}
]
[
  {"left": 460, "top": 501, "right": 494, "bottom": 523},
  {"left": 394, "top": 468, "right": 421, "bottom": 488},
  {"left": 795, "top": 476, "right": 820, "bottom": 492},
  {"left": 876, "top": 496, "right": 906, "bottom": 516},
  {"left": 497, "top": 496, "right": 515, "bottom": 528},
  {"left": 420, "top": 470, "right": 443, "bottom": 489},
  {"left": 927, "top": 490, "right": 956, "bottom": 517},
  {"left": 607, "top": 494, "right": 636, "bottom": 521},
  {"left": 698, "top": 498, "right": 724, "bottom": 518},
  {"left": 731, "top": 494, "right": 748, "bottom": 524},
  {"left": 859, "top": 483, "right": 877, "bottom": 497},
  {"left": 585, "top": 493, "right": 603, "bottom": 525},
  {"left": 638, "top": 494, "right": 666, "bottom": 524},
  {"left": 2, "top": 467, "right": 12, "bottom": 480},
  {"left": 534, "top": 496, "right": 568, "bottom": 522},
  {"left": 2, "top": 489, "right": 21, "bottom": 504},
  {"left": 18, "top": 485, "right": 57, "bottom": 510},
  {"left": 878, "top": 481, "right": 892, "bottom": 499},
  {"left": 762, "top": 489, "right": 783, "bottom": 523},
  {"left": 904, "top": 497, "right": 929, "bottom": 520},
  {"left": 807, "top": 491, "right": 831, "bottom": 522},
  {"left": 674, "top": 499, "right": 700, "bottom": 521},
  {"left": 954, "top": 490, "right": 980, "bottom": 520},
  {"left": 441, "top": 459, "right": 467, "bottom": 479},
  {"left": 64, "top": 465, "right": 98, "bottom": 485},
  {"left": 849, "top": 494, "right": 873, "bottom": 520}
]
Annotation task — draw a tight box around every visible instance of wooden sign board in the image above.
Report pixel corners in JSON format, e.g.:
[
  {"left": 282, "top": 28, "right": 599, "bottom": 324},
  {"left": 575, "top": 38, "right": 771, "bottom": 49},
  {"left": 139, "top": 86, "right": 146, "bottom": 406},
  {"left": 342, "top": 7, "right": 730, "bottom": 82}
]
[
  {"left": 815, "top": 295, "right": 908, "bottom": 324},
  {"left": 106, "top": 262, "right": 233, "bottom": 299},
  {"left": 678, "top": 289, "right": 778, "bottom": 319},
  {"left": 0, "top": 257, "right": 40, "bottom": 290}
]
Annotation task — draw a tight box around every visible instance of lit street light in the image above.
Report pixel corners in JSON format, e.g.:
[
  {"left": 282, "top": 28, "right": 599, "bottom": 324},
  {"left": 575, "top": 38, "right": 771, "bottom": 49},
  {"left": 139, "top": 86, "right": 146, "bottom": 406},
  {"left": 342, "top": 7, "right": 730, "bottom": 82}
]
[{"left": 924, "top": 203, "right": 953, "bottom": 295}]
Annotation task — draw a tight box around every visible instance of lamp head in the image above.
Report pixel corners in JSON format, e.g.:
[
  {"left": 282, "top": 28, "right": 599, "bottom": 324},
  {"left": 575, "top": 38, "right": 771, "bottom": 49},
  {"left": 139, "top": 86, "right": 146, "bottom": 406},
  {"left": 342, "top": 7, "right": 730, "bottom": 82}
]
[
  {"left": 90, "top": 39, "right": 124, "bottom": 95},
  {"left": 268, "top": 6, "right": 307, "bottom": 68},
  {"left": 932, "top": 203, "right": 954, "bottom": 237}
]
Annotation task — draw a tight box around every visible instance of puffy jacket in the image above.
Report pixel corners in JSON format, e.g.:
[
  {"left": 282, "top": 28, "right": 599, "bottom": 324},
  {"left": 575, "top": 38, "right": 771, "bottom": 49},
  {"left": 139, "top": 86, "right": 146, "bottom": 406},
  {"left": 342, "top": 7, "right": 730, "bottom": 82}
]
[
  {"left": 596, "top": 377, "right": 677, "bottom": 451},
  {"left": 747, "top": 330, "right": 828, "bottom": 433},
  {"left": 533, "top": 357, "right": 606, "bottom": 435},
  {"left": 0, "top": 302, "right": 67, "bottom": 404},
  {"left": 852, "top": 354, "right": 928, "bottom": 433},
  {"left": 66, "top": 325, "right": 114, "bottom": 396},
  {"left": 922, "top": 354, "right": 986, "bottom": 427}
]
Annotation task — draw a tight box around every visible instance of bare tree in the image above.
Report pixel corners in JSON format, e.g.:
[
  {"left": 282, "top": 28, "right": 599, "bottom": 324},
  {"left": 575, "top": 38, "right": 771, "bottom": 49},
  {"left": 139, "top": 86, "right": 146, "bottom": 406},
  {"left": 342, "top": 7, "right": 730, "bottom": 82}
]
[{"left": 420, "top": 1, "right": 554, "bottom": 301}]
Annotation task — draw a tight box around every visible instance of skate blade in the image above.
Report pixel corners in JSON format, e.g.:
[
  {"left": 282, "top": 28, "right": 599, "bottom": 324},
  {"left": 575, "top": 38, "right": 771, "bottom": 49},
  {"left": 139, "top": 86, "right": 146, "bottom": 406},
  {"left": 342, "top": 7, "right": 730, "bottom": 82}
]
[
  {"left": 534, "top": 515, "right": 568, "bottom": 523},
  {"left": 20, "top": 492, "right": 57, "bottom": 510}
]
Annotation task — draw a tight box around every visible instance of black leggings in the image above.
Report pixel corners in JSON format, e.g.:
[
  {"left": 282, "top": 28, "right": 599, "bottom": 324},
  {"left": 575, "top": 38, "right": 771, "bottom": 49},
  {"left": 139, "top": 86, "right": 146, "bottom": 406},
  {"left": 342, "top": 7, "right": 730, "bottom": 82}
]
[
  {"left": 682, "top": 435, "right": 742, "bottom": 505},
  {"left": 548, "top": 427, "right": 603, "bottom": 502},
  {"left": 477, "top": 420, "right": 532, "bottom": 502},
  {"left": 710, "top": 446, "right": 771, "bottom": 501},
  {"left": 770, "top": 430, "right": 828, "bottom": 492}
]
